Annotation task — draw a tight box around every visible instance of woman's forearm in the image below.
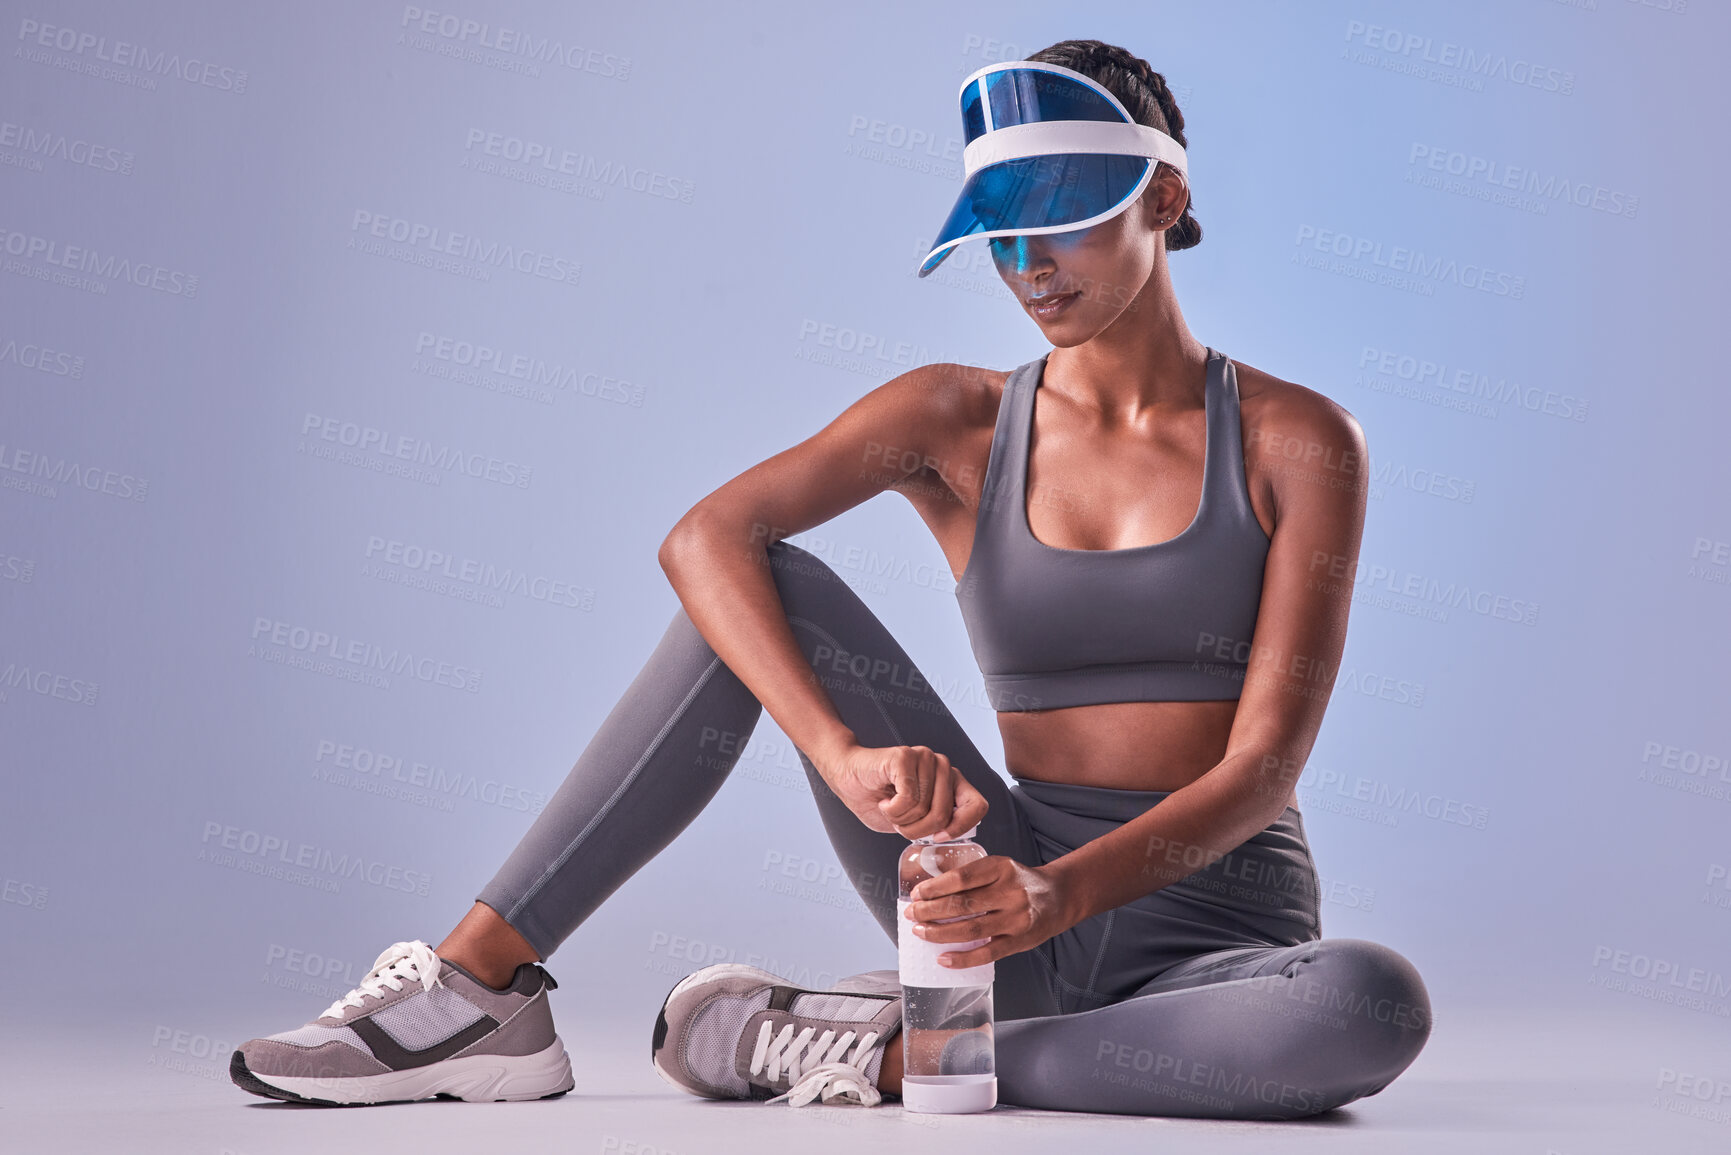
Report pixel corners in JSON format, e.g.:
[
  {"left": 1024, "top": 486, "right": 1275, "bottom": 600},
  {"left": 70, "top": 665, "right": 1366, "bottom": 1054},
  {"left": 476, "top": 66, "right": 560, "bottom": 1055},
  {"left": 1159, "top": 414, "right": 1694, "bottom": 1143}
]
[
  {"left": 658, "top": 513, "right": 857, "bottom": 775},
  {"left": 1041, "top": 750, "right": 1295, "bottom": 927}
]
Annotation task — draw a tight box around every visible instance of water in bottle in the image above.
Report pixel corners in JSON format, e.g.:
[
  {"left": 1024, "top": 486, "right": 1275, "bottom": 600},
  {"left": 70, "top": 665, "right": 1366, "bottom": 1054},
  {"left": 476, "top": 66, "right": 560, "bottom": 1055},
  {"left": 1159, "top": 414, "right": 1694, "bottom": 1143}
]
[{"left": 896, "top": 826, "right": 997, "bottom": 1113}]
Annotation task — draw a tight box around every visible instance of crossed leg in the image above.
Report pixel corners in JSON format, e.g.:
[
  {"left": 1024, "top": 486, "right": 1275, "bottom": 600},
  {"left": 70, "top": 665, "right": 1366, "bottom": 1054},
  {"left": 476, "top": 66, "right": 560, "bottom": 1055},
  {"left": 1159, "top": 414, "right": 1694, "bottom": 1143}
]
[{"left": 454, "top": 541, "right": 1428, "bottom": 1117}]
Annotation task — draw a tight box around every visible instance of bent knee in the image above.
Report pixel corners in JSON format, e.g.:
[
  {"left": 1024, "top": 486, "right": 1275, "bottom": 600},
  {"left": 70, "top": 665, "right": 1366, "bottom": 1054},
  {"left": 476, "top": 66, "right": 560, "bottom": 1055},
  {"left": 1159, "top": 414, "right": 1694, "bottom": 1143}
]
[{"left": 1305, "top": 939, "right": 1432, "bottom": 1088}]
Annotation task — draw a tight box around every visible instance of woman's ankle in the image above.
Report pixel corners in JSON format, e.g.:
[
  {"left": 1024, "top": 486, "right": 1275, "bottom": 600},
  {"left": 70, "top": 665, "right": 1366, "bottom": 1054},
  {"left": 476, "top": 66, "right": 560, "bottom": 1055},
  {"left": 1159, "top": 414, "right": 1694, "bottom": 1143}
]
[
  {"left": 877, "top": 1032, "right": 903, "bottom": 1095},
  {"left": 435, "top": 902, "right": 542, "bottom": 990}
]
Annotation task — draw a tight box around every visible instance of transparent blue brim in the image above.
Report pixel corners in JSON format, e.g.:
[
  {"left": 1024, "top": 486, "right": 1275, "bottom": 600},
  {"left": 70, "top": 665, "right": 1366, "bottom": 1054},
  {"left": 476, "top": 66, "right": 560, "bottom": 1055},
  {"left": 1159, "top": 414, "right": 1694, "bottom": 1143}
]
[
  {"left": 962, "top": 65, "right": 1127, "bottom": 142},
  {"left": 917, "top": 151, "right": 1152, "bottom": 277}
]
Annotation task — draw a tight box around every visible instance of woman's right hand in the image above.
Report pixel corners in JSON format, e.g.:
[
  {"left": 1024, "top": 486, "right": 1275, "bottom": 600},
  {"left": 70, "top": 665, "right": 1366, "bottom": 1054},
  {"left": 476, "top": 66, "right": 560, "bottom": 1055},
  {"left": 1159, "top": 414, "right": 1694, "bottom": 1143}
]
[{"left": 816, "top": 742, "right": 990, "bottom": 840}]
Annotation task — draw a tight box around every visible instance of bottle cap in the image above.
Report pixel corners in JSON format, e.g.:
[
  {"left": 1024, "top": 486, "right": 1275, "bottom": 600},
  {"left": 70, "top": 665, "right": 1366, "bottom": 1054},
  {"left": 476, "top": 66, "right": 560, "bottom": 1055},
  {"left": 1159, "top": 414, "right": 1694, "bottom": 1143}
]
[{"left": 911, "top": 824, "right": 980, "bottom": 845}]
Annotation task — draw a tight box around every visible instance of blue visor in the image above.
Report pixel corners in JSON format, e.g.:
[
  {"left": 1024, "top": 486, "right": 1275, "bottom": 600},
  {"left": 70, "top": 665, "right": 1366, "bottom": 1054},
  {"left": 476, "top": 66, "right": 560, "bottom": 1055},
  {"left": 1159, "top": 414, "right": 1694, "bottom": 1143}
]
[{"left": 917, "top": 62, "right": 1187, "bottom": 278}]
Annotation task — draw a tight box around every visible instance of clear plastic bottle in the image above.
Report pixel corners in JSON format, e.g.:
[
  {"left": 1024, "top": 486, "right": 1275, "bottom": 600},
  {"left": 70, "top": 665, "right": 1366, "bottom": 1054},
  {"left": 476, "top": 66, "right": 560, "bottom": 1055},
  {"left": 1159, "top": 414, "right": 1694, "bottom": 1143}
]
[{"left": 896, "top": 825, "right": 997, "bottom": 1113}]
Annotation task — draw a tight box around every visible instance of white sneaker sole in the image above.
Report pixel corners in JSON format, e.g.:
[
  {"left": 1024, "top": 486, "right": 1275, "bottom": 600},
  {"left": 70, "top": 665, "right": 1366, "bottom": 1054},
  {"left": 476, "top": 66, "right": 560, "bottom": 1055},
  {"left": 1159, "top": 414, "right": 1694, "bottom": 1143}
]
[{"left": 255, "top": 1036, "right": 575, "bottom": 1104}]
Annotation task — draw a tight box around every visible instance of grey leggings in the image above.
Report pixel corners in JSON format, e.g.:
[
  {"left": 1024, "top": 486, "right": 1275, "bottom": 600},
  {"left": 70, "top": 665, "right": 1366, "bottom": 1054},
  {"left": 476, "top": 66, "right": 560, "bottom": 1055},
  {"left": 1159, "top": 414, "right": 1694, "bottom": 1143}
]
[{"left": 477, "top": 542, "right": 1431, "bottom": 1119}]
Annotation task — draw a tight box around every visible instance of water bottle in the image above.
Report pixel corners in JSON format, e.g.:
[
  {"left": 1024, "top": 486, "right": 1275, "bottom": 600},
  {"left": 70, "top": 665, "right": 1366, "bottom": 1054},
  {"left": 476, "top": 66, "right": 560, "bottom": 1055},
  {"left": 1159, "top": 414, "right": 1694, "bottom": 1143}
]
[{"left": 896, "top": 825, "right": 997, "bottom": 1113}]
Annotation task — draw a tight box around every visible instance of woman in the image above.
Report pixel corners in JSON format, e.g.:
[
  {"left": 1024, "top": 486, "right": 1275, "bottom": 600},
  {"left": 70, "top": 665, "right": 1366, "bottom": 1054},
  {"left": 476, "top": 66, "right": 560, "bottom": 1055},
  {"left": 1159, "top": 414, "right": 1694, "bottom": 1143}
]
[{"left": 231, "top": 39, "right": 1431, "bottom": 1120}]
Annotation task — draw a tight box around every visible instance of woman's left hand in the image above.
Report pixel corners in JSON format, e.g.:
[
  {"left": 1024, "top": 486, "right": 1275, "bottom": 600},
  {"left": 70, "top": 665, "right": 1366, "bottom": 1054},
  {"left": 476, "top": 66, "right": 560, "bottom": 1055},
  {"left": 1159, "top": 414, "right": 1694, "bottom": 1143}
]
[{"left": 902, "top": 855, "right": 1074, "bottom": 968}]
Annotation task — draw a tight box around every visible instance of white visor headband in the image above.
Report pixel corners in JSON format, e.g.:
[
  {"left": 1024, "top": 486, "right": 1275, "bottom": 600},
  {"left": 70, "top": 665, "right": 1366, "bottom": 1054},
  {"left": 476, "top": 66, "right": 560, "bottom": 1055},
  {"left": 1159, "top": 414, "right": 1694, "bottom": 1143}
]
[{"left": 962, "top": 117, "right": 1187, "bottom": 179}]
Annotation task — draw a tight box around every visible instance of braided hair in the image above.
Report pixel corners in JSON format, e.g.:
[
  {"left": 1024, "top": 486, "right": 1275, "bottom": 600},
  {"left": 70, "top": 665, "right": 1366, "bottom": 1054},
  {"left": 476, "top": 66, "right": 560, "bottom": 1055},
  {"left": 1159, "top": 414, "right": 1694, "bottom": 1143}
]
[{"left": 1025, "top": 39, "right": 1201, "bottom": 252}]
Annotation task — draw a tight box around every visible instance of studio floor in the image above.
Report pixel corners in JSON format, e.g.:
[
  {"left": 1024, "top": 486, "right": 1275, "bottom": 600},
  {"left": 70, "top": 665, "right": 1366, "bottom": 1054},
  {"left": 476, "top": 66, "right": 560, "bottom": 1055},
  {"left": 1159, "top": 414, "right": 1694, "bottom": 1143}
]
[{"left": 3, "top": 1003, "right": 1725, "bottom": 1154}]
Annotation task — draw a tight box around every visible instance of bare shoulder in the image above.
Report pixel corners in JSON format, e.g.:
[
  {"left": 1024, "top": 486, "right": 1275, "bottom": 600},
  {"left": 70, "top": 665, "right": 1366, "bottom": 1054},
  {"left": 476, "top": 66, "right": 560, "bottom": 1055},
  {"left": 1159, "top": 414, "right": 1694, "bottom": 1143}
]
[
  {"left": 809, "top": 360, "right": 1002, "bottom": 459},
  {"left": 888, "top": 360, "right": 1007, "bottom": 431},
  {"left": 1234, "top": 358, "right": 1364, "bottom": 448},
  {"left": 864, "top": 361, "right": 1009, "bottom": 511},
  {"left": 1231, "top": 358, "right": 1368, "bottom": 519},
  {"left": 872, "top": 360, "right": 1008, "bottom": 465}
]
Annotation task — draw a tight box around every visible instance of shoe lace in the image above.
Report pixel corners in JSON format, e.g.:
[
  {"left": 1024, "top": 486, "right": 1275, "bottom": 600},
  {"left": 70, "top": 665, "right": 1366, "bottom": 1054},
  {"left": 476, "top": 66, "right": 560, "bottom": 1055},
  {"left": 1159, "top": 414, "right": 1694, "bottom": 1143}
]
[
  {"left": 317, "top": 940, "right": 442, "bottom": 1021},
  {"left": 750, "top": 1019, "right": 884, "bottom": 1107}
]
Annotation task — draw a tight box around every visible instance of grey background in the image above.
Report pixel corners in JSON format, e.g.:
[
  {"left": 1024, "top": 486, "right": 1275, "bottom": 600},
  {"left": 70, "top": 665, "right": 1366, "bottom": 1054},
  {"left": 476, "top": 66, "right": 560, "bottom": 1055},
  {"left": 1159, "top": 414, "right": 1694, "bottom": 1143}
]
[{"left": 3, "top": 1, "right": 1727, "bottom": 1150}]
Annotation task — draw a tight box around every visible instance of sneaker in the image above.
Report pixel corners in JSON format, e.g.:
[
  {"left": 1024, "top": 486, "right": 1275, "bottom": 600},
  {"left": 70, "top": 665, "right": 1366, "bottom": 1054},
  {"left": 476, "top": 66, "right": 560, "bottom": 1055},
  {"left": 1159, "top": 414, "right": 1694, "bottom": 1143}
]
[
  {"left": 651, "top": 964, "right": 901, "bottom": 1107},
  {"left": 230, "top": 939, "right": 575, "bottom": 1105}
]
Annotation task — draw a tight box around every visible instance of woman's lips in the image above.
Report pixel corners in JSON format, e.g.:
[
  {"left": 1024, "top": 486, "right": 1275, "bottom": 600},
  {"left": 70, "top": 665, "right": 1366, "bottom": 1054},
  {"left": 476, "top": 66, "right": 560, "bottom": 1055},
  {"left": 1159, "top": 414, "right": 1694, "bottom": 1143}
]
[{"left": 1029, "top": 291, "right": 1078, "bottom": 319}]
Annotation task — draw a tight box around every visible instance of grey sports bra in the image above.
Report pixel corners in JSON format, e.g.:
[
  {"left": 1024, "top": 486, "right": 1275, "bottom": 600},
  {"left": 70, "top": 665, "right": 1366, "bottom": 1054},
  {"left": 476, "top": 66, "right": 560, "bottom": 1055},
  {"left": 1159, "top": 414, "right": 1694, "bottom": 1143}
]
[{"left": 954, "top": 348, "right": 1272, "bottom": 712}]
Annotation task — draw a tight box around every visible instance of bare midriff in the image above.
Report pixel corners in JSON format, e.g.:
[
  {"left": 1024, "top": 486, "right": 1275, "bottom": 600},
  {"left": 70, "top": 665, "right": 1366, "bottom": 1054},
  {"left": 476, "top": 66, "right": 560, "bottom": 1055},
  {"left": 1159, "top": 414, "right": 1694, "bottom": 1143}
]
[{"left": 995, "top": 698, "right": 1240, "bottom": 792}]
